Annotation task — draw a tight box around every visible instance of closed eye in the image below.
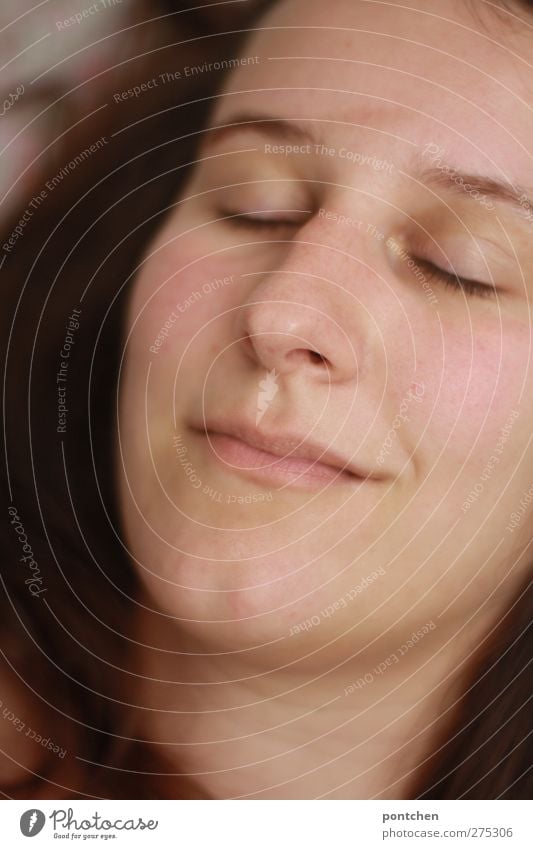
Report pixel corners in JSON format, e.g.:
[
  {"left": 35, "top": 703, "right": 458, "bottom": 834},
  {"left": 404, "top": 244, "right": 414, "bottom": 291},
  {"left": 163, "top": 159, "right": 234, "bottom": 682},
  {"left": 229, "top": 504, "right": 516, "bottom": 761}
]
[
  {"left": 220, "top": 212, "right": 499, "bottom": 299},
  {"left": 411, "top": 257, "right": 498, "bottom": 300},
  {"left": 218, "top": 209, "right": 311, "bottom": 228}
]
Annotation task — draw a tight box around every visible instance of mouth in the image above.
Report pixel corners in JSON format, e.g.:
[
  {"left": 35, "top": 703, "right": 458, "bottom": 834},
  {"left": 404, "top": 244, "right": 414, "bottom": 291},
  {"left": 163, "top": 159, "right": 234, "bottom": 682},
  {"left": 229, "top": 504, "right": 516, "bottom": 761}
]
[{"left": 189, "top": 417, "right": 376, "bottom": 490}]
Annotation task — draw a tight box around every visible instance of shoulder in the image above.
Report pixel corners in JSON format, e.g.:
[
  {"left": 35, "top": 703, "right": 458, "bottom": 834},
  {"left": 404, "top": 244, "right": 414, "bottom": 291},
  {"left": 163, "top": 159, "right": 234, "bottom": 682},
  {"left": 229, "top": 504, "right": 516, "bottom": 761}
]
[
  {"left": 0, "top": 654, "right": 49, "bottom": 791},
  {"left": 0, "top": 651, "right": 71, "bottom": 795},
  {"left": 0, "top": 651, "right": 91, "bottom": 798}
]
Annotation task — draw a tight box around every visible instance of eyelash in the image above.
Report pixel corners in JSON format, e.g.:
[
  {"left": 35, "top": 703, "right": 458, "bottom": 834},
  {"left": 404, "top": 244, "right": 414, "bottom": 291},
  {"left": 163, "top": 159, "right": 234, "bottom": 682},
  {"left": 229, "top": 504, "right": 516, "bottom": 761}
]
[
  {"left": 412, "top": 258, "right": 497, "bottom": 300},
  {"left": 220, "top": 210, "right": 305, "bottom": 230},
  {"left": 219, "top": 212, "right": 498, "bottom": 300}
]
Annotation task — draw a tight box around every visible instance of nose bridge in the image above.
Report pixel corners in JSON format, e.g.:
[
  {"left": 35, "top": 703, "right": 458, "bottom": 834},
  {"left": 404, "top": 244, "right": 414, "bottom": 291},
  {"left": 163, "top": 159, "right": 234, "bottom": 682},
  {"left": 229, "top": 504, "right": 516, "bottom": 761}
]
[{"left": 235, "top": 233, "right": 378, "bottom": 383}]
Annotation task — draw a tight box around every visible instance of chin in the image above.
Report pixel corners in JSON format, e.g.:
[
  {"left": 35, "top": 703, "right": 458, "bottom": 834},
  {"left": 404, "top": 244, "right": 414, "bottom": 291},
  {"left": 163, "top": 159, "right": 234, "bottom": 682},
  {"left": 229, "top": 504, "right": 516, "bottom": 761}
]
[{"left": 135, "top": 538, "right": 348, "bottom": 649}]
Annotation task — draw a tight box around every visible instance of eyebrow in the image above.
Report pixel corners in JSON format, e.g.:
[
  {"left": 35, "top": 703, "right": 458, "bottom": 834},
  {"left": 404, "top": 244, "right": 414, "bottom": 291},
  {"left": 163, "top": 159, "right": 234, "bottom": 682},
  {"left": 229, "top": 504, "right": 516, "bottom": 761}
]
[
  {"left": 203, "top": 111, "right": 533, "bottom": 219},
  {"left": 411, "top": 165, "right": 533, "bottom": 218}
]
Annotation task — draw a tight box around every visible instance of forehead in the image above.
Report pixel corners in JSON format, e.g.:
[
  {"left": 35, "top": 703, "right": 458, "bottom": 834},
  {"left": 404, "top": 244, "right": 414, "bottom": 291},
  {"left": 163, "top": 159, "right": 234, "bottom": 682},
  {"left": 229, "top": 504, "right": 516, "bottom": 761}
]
[{"left": 214, "top": 0, "right": 533, "bottom": 179}]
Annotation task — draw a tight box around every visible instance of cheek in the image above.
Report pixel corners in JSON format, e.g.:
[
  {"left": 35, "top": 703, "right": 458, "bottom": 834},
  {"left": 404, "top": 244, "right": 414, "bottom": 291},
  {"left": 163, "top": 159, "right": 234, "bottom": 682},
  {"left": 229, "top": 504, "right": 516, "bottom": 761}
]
[
  {"left": 126, "top": 234, "right": 239, "bottom": 364},
  {"left": 401, "top": 312, "right": 530, "bottom": 463}
]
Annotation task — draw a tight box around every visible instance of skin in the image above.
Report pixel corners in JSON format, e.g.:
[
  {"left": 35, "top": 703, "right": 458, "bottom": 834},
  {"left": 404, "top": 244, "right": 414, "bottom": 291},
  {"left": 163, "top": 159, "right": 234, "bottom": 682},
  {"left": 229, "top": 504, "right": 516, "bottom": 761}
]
[{"left": 116, "top": 0, "right": 533, "bottom": 798}]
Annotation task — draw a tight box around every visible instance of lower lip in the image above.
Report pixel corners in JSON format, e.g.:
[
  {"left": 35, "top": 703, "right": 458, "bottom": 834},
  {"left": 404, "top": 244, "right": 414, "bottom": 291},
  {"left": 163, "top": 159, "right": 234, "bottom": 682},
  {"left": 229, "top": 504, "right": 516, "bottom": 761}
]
[{"left": 202, "top": 431, "right": 358, "bottom": 489}]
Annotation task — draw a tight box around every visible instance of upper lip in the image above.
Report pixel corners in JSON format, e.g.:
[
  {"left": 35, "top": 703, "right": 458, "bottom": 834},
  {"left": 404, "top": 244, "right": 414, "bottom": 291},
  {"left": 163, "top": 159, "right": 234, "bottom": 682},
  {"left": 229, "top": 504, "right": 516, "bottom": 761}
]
[{"left": 190, "top": 416, "right": 378, "bottom": 481}]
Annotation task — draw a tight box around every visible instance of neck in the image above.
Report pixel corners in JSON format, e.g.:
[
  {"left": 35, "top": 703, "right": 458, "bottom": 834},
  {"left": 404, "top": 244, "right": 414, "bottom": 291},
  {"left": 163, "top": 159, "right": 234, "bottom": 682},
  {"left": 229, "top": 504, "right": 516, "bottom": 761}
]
[{"left": 130, "top": 607, "right": 485, "bottom": 799}]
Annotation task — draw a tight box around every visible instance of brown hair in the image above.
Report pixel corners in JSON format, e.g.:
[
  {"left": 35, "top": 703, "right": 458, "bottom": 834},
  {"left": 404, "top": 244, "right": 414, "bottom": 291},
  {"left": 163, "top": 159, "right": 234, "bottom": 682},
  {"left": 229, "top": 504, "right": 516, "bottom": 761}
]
[
  {"left": 0, "top": 0, "right": 531, "bottom": 799},
  {"left": 0, "top": 2, "right": 260, "bottom": 799}
]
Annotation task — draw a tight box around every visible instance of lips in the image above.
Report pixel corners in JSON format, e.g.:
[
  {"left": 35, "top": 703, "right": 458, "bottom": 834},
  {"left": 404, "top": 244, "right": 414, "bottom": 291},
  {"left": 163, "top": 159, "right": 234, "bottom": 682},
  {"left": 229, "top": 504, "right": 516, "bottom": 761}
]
[{"left": 190, "top": 416, "right": 376, "bottom": 488}]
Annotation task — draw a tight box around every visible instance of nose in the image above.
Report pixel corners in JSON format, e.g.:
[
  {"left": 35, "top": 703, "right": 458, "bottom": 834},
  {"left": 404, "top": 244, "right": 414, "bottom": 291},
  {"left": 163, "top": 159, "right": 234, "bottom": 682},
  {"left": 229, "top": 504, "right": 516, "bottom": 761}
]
[{"left": 235, "top": 268, "right": 361, "bottom": 384}]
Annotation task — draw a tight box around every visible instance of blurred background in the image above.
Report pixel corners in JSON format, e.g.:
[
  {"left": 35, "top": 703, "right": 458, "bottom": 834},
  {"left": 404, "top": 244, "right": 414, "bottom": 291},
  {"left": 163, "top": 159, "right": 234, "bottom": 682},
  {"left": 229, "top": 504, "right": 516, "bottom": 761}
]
[{"left": 0, "top": 0, "right": 267, "bottom": 224}]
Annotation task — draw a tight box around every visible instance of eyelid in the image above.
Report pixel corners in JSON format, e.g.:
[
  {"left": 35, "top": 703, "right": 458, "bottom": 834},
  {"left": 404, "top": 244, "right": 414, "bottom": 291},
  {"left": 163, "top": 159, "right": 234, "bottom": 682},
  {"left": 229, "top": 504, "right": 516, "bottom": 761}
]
[
  {"left": 218, "top": 207, "right": 312, "bottom": 226},
  {"left": 412, "top": 257, "right": 497, "bottom": 299},
  {"left": 415, "top": 242, "right": 500, "bottom": 284},
  {"left": 415, "top": 227, "right": 519, "bottom": 278},
  {"left": 396, "top": 229, "right": 501, "bottom": 286}
]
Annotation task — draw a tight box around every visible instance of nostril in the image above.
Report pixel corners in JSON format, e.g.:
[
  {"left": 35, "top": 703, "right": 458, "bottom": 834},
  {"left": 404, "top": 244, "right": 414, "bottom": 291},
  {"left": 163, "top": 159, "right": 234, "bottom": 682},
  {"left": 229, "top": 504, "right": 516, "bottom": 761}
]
[
  {"left": 286, "top": 348, "right": 329, "bottom": 367},
  {"left": 309, "top": 350, "right": 328, "bottom": 365},
  {"left": 239, "top": 328, "right": 333, "bottom": 373}
]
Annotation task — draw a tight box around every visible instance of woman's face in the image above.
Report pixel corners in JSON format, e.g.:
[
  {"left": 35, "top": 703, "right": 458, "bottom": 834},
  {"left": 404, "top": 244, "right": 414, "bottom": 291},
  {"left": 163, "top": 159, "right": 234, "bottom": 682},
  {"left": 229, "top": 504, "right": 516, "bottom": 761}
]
[{"left": 118, "top": 0, "right": 533, "bottom": 656}]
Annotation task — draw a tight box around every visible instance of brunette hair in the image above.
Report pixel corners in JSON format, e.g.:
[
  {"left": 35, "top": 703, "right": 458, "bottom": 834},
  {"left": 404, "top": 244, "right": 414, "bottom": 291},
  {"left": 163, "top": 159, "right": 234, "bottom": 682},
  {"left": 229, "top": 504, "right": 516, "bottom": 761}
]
[{"left": 0, "top": 0, "right": 531, "bottom": 799}]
